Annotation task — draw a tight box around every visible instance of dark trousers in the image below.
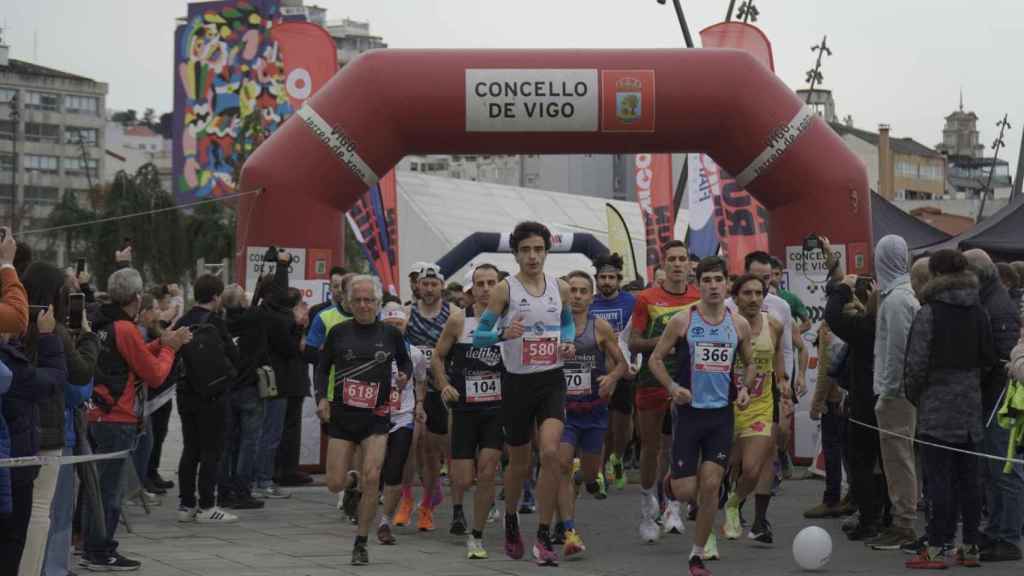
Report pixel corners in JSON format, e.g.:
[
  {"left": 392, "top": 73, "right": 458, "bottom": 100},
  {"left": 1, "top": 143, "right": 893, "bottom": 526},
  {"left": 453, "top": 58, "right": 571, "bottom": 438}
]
[
  {"left": 275, "top": 396, "right": 304, "bottom": 479},
  {"left": 178, "top": 400, "right": 226, "bottom": 509},
  {"left": 220, "top": 385, "right": 264, "bottom": 495},
  {"left": 147, "top": 400, "right": 172, "bottom": 479},
  {"left": 0, "top": 481, "right": 34, "bottom": 574},
  {"left": 821, "top": 402, "right": 847, "bottom": 505},
  {"left": 922, "top": 435, "right": 981, "bottom": 547},
  {"left": 848, "top": 409, "right": 885, "bottom": 527},
  {"left": 83, "top": 422, "right": 136, "bottom": 558}
]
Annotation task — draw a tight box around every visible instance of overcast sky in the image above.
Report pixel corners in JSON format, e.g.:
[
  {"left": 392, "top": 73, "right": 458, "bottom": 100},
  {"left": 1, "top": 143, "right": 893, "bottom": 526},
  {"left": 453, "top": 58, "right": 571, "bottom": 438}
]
[{"left": 4, "top": 0, "right": 1023, "bottom": 172}]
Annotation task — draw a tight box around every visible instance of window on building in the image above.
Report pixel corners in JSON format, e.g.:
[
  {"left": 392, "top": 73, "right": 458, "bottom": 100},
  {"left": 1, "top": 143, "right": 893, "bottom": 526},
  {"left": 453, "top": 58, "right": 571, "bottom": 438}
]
[
  {"left": 64, "top": 157, "right": 98, "bottom": 176},
  {"left": 64, "top": 126, "right": 98, "bottom": 145},
  {"left": 0, "top": 184, "right": 13, "bottom": 200},
  {"left": 896, "top": 161, "right": 916, "bottom": 178},
  {"left": 26, "top": 91, "right": 60, "bottom": 112},
  {"left": 0, "top": 153, "right": 14, "bottom": 173},
  {"left": 0, "top": 120, "right": 14, "bottom": 139},
  {"left": 64, "top": 95, "right": 99, "bottom": 115},
  {"left": 24, "top": 186, "right": 60, "bottom": 205},
  {"left": 24, "top": 155, "right": 59, "bottom": 174},
  {"left": 24, "top": 123, "right": 61, "bottom": 144},
  {"left": 0, "top": 88, "right": 16, "bottom": 104}
]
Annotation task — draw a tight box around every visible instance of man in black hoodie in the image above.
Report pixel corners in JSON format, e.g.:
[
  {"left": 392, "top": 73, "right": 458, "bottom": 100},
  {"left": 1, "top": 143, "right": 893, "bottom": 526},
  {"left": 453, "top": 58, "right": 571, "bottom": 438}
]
[
  {"left": 174, "top": 274, "right": 241, "bottom": 524},
  {"left": 963, "top": 249, "right": 1024, "bottom": 562},
  {"left": 820, "top": 238, "right": 887, "bottom": 542}
]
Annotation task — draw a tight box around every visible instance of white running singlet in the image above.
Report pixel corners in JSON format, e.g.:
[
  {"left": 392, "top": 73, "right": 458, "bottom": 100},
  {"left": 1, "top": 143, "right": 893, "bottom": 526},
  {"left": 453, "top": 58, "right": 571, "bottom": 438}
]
[{"left": 501, "top": 274, "right": 564, "bottom": 375}]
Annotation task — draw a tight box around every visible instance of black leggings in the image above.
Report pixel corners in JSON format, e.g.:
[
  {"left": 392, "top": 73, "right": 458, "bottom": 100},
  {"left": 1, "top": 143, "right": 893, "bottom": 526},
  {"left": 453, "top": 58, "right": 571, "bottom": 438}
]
[
  {"left": 381, "top": 427, "right": 414, "bottom": 487},
  {"left": 147, "top": 400, "right": 173, "bottom": 478},
  {"left": 178, "top": 400, "right": 226, "bottom": 509}
]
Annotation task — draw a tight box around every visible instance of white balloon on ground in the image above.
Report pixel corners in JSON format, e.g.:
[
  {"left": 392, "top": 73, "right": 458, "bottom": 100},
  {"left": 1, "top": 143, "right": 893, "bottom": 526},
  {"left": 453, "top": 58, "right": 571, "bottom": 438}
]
[{"left": 793, "top": 525, "right": 832, "bottom": 571}]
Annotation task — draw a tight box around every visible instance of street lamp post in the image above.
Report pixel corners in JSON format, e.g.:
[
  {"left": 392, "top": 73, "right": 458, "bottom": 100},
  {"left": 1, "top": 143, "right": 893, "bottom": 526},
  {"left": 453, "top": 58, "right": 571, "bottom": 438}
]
[{"left": 8, "top": 91, "right": 17, "bottom": 230}]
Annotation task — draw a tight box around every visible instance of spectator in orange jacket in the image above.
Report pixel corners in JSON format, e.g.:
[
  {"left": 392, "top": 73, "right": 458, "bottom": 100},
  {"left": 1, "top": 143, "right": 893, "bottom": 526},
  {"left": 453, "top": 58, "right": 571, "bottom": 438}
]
[{"left": 80, "top": 267, "right": 191, "bottom": 572}]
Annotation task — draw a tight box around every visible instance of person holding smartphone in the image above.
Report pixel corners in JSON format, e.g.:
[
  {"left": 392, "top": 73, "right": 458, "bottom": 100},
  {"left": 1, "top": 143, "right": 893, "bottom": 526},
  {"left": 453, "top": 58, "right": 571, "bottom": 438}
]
[{"left": 0, "top": 227, "right": 28, "bottom": 335}]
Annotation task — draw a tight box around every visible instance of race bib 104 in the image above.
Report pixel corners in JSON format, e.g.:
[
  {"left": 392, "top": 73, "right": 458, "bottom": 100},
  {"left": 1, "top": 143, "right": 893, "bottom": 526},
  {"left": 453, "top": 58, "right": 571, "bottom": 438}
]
[{"left": 465, "top": 372, "right": 501, "bottom": 403}]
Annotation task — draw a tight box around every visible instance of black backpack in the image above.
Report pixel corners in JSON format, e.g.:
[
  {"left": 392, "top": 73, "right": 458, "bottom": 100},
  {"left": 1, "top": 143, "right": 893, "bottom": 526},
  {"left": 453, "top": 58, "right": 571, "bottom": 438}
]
[{"left": 180, "top": 313, "right": 235, "bottom": 399}]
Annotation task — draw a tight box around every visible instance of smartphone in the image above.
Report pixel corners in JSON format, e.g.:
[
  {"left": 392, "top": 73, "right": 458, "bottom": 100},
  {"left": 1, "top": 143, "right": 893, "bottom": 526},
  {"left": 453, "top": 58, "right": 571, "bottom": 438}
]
[
  {"left": 802, "top": 233, "right": 821, "bottom": 253},
  {"left": 29, "top": 305, "right": 48, "bottom": 323},
  {"left": 76, "top": 258, "right": 86, "bottom": 275},
  {"left": 0, "top": 227, "right": 7, "bottom": 242},
  {"left": 67, "top": 293, "right": 85, "bottom": 331}
]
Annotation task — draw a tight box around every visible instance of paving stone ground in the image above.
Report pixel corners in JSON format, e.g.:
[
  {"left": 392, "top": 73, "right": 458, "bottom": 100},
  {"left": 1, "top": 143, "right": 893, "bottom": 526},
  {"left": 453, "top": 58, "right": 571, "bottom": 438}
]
[{"left": 113, "top": 414, "right": 1024, "bottom": 576}]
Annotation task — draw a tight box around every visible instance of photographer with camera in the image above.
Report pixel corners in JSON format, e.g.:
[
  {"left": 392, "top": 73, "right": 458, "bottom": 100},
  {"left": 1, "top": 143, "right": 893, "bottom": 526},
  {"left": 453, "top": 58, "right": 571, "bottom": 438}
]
[{"left": 817, "top": 235, "right": 887, "bottom": 543}]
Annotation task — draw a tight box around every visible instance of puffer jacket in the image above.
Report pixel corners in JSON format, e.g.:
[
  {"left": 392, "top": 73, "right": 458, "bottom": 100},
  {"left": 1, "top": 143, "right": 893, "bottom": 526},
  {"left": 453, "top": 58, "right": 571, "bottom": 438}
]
[
  {"left": 40, "top": 325, "right": 99, "bottom": 449},
  {"left": 0, "top": 360, "right": 13, "bottom": 516},
  {"left": 977, "top": 275, "right": 1022, "bottom": 413},
  {"left": 904, "top": 271, "right": 997, "bottom": 444},
  {"left": 0, "top": 335, "right": 67, "bottom": 488}
]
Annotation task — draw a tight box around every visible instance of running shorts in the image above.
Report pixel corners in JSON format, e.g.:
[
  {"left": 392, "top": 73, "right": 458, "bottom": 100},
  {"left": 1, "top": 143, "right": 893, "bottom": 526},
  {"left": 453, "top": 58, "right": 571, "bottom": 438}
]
[
  {"left": 328, "top": 404, "right": 390, "bottom": 443},
  {"left": 501, "top": 368, "right": 566, "bottom": 447},
  {"left": 635, "top": 385, "right": 670, "bottom": 413},
  {"left": 381, "top": 425, "right": 414, "bottom": 486},
  {"left": 670, "top": 405, "right": 734, "bottom": 479},
  {"left": 562, "top": 409, "right": 608, "bottom": 455},
  {"left": 423, "top": 390, "right": 449, "bottom": 436},
  {"left": 450, "top": 409, "right": 504, "bottom": 460},
  {"left": 609, "top": 378, "right": 635, "bottom": 414}
]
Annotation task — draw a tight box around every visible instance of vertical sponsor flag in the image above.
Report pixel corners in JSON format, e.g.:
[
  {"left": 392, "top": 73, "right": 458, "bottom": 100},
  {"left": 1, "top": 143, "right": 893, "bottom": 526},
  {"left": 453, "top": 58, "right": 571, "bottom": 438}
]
[
  {"left": 699, "top": 22, "right": 772, "bottom": 273},
  {"left": 605, "top": 203, "right": 641, "bottom": 285},
  {"left": 377, "top": 170, "right": 400, "bottom": 293},
  {"left": 346, "top": 187, "right": 397, "bottom": 295},
  {"left": 685, "top": 153, "right": 721, "bottom": 259},
  {"left": 270, "top": 22, "right": 339, "bottom": 112},
  {"left": 635, "top": 154, "right": 675, "bottom": 282}
]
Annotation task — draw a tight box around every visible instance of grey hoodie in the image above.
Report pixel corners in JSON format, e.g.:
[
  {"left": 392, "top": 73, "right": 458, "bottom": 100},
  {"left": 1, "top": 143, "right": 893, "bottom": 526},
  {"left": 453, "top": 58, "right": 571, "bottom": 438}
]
[{"left": 873, "top": 235, "right": 920, "bottom": 398}]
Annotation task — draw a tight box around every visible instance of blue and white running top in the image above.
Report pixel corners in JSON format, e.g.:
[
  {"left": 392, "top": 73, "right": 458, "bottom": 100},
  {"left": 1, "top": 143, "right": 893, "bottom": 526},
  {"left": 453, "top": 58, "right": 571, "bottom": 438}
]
[
  {"left": 501, "top": 274, "right": 564, "bottom": 375},
  {"left": 674, "top": 307, "right": 739, "bottom": 409}
]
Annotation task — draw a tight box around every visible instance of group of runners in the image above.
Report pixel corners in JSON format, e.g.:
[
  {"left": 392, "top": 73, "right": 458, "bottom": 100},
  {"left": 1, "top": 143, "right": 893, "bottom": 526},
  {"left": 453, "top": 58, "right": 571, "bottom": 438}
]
[{"left": 312, "top": 220, "right": 803, "bottom": 576}]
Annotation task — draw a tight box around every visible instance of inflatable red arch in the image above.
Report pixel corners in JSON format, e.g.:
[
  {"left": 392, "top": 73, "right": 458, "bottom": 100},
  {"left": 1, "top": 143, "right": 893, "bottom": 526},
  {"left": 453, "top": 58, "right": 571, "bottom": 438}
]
[{"left": 239, "top": 48, "right": 872, "bottom": 278}]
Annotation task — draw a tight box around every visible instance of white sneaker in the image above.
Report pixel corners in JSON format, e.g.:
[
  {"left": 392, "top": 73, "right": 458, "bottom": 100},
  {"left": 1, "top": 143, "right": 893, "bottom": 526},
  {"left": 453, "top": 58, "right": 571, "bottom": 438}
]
[
  {"left": 177, "top": 505, "right": 197, "bottom": 523},
  {"left": 195, "top": 506, "right": 239, "bottom": 524},
  {"left": 638, "top": 492, "right": 660, "bottom": 543},
  {"left": 487, "top": 505, "right": 501, "bottom": 524},
  {"left": 662, "top": 500, "right": 685, "bottom": 535},
  {"left": 337, "top": 492, "right": 346, "bottom": 510},
  {"left": 255, "top": 485, "right": 291, "bottom": 499}
]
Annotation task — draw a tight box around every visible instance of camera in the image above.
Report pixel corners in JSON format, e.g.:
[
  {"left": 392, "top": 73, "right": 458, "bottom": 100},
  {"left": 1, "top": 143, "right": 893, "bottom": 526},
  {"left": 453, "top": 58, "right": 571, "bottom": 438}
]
[{"left": 802, "top": 233, "right": 821, "bottom": 253}]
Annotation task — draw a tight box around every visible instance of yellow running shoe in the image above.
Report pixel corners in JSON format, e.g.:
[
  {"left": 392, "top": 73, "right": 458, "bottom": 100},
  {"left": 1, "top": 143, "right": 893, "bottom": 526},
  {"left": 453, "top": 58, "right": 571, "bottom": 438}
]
[
  {"left": 467, "top": 536, "right": 489, "bottom": 559},
  {"left": 563, "top": 529, "right": 586, "bottom": 558},
  {"left": 394, "top": 495, "right": 414, "bottom": 527},
  {"left": 723, "top": 494, "right": 742, "bottom": 540},
  {"left": 703, "top": 532, "right": 720, "bottom": 561}
]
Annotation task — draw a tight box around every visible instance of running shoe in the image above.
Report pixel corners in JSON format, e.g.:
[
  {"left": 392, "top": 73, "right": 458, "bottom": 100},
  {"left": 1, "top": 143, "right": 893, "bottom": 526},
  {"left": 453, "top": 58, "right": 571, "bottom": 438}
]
[
  {"left": 594, "top": 473, "right": 608, "bottom": 500},
  {"left": 704, "top": 533, "right": 720, "bottom": 561},
  {"left": 553, "top": 521, "right": 566, "bottom": 545},
  {"left": 177, "top": 505, "right": 197, "bottom": 523},
  {"left": 901, "top": 535, "right": 928, "bottom": 555},
  {"left": 81, "top": 552, "right": 141, "bottom": 572},
  {"left": 430, "top": 480, "right": 444, "bottom": 508},
  {"left": 639, "top": 492, "right": 660, "bottom": 543},
  {"left": 377, "top": 523, "right": 396, "bottom": 545},
  {"left": 467, "top": 536, "right": 489, "bottom": 559},
  {"left": 394, "top": 495, "right": 414, "bottom": 526},
  {"left": 520, "top": 486, "right": 537, "bottom": 514},
  {"left": 417, "top": 506, "right": 435, "bottom": 531},
  {"left": 255, "top": 485, "right": 291, "bottom": 499},
  {"left": 957, "top": 544, "right": 981, "bottom": 568},
  {"left": 450, "top": 507, "right": 468, "bottom": 535},
  {"left": 504, "top": 513, "right": 525, "bottom": 560},
  {"left": 342, "top": 489, "right": 361, "bottom": 519},
  {"left": 905, "top": 546, "right": 950, "bottom": 570},
  {"left": 351, "top": 541, "right": 369, "bottom": 566},
  {"left": 563, "top": 529, "right": 586, "bottom": 558},
  {"left": 487, "top": 504, "right": 501, "bottom": 524},
  {"left": 748, "top": 521, "right": 773, "bottom": 545},
  {"left": 689, "top": 555, "right": 713, "bottom": 576},
  {"left": 662, "top": 500, "right": 685, "bottom": 535},
  {"left": 613, "top": 456, "right": 627, "bottom": 490},
  {"left": 605, "top": 456, "right": 616, "bottom": 485},
  {"left": 195, "top": 506, "right": 239, "bottom": 524},
  {"left": 532, "top": 536, "right": 559, "bottom": 566},
  {"left": 723, "top": 495, "right": 742, "bottom": 540}
]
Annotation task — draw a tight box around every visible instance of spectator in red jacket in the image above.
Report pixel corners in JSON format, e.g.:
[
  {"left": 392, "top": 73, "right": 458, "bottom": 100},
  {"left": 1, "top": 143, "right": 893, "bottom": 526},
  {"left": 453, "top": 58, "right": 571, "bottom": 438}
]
[{"left": 81, "top": 267, "right": 191, "bottom": 572}]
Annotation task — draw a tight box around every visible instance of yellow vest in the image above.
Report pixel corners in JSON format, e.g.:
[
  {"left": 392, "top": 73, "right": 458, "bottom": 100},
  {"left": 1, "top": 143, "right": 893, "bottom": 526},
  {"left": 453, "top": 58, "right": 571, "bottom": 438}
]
[{"left": 320, "top": 307, "right": 351, "bottom": 401}]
